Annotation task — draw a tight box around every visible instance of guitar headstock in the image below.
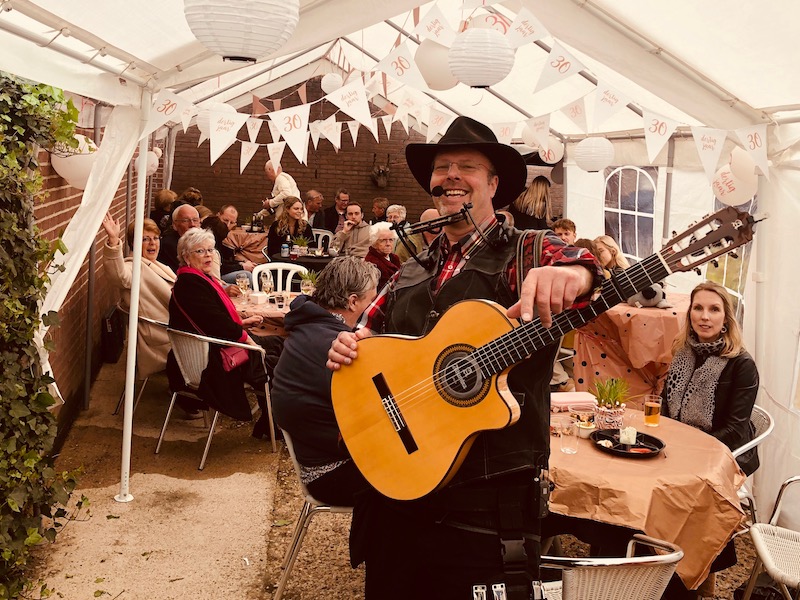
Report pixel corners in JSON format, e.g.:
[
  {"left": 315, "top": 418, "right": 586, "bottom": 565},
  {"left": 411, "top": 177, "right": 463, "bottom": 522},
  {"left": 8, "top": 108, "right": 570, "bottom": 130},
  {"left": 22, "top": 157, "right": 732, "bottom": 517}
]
[{"left": 661, "top": 206, "right": 757, "bottom": 274}]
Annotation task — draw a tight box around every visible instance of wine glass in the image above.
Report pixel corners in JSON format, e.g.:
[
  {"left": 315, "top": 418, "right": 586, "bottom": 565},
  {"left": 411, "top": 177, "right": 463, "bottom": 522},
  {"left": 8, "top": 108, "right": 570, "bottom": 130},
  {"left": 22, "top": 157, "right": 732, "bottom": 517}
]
[
  {"left": 235, "top": 274, "right": 251, "bottom": 300},
  {"left": 260, "top": 271, "right": 274, "bottom": 295}
]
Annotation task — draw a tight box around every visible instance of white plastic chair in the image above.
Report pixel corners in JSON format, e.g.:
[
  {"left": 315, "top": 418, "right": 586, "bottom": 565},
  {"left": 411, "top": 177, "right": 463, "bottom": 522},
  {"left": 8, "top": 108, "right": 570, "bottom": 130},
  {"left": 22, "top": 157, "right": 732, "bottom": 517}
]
[
  {"left": 733, "top": 405, "right": 774, "bottom": 524},
  {"left": 155, "top": 328, "right": 276, "bottom": 469},
  {"left": 312, "top": 228, "right": 333, "bottom": 250},
  {"left": 540, "top": 534, "right": 684, "bottom": 600},
  {"left": 273, "top": 429, "right": 353, "bottom": 600},
  {"left": 113, "top": 310, "right": 169, "bottom": 415},
  {"left": 742, "top": 475, "right": 800, "bottom": 600},
  {"left": 252, "top": 262, "right": 308, "bottom": 293}
]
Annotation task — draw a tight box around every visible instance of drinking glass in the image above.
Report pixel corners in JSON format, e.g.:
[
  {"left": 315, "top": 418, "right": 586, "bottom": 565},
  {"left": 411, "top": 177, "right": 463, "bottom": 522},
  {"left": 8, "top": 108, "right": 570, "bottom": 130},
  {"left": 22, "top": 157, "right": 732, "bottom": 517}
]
[
  {"left": 276, "top": 292, "right": 287, "bottom": 310},
  {"left": 643, "top": 395, "right": 662, "bottom": 427},
  {"left": 235, "top": 274, "right": 250, "bottom": 300},
  {"left": 260, "top": 271, "right": 274, "bottom": 295},
  {"left": 556, "top": 417, "right": 579, "bottom": 454}
]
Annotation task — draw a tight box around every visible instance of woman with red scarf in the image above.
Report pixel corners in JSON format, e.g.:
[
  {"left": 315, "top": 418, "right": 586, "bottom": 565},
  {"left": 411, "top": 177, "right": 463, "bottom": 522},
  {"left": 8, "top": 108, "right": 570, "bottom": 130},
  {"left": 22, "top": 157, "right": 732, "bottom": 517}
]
[{"left": 364, "top": 221, "right": 402, "bottom": 290}]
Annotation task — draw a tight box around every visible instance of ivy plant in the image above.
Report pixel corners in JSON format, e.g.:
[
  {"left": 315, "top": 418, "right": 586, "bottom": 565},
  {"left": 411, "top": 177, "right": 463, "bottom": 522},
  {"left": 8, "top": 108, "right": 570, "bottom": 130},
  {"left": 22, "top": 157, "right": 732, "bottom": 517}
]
[{"left": 0, "top": 71, "right": 83, "bottom": 599}]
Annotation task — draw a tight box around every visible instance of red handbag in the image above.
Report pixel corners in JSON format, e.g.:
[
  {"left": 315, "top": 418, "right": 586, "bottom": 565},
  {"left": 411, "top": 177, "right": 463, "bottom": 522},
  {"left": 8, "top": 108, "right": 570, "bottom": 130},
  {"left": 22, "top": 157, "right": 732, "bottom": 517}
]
[{"left": 219, "top": 345, "right": 249, "bottom": 372}]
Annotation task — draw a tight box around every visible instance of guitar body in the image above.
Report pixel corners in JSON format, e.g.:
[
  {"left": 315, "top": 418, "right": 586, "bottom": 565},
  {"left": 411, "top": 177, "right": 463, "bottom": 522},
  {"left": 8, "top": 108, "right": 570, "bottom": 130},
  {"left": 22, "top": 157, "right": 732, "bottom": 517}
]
[{"left": 331, "top": 299, "right": 521, "bottom": 501}]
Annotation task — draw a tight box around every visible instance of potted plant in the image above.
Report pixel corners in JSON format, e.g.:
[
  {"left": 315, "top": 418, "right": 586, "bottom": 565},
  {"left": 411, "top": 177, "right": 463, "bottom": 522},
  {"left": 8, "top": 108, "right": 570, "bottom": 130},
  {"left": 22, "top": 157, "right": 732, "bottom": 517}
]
[
  {"left": 299, "top": 269, "right": 319, "bottom": 295},
  {"left": 592, "top": 377, "right": 629, "bottom": 430},
  {"left": 293, "top": 235, "right": 311, "bottom": 255}
]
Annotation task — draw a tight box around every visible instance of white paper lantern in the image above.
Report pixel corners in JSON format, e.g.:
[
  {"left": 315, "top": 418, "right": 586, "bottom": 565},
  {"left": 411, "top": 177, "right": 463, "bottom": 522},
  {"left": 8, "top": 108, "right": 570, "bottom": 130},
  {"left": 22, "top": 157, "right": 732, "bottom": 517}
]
[
  {"left": 467, "top": 11, "right": 511, "bottom": 33},
  {"left": 184, "top": 0, "right": 299, "bottom": 62},
  {"left": 50, "top": 134, "right": 98, "bottom": 190},
  {"left": 448, "top": 28, "right": 515, "bottom": 88},
  {"left": 574, "top": 137, "right": 615, "bottom": 172},
  {"left": 550, "top": 161, "right": 564, "bottom": 185},
  {"left": 729, "top": 146, "right": 758, "bottom": 184},
  {"left": 321, "top": 73, "right": 344, "bottom": 95},
  {"left": 134, "top": 150, "right": 160, "bottom": 177},
  {"left": 415, "top": 39, "right": 458, "bottom": 91},
  {"left": 712, "top": 164, "right": 757, "bottom": 206},
  {"left": 539, "top": 136, "right": 565, "bottom": 164},
  {"left": 196, "top": 102, "right": 237, "bottom": 136}
]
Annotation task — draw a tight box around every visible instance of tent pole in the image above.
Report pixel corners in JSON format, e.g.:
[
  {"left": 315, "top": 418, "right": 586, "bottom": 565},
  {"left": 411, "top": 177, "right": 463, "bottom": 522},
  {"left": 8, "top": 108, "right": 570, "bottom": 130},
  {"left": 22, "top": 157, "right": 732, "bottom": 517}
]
[
  {"left": 661, "top": 137, "right": 676, "bottom": 246},
  {"left": 116, "top": 89, "right": 152, "bottom": 503}
]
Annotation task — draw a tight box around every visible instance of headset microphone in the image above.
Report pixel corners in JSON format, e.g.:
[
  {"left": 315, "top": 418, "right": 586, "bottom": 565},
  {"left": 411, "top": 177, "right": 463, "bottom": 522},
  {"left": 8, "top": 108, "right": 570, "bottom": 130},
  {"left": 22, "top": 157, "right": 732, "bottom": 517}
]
[{"left": 430, "top": 186, "right": 445, "bottom": 197}]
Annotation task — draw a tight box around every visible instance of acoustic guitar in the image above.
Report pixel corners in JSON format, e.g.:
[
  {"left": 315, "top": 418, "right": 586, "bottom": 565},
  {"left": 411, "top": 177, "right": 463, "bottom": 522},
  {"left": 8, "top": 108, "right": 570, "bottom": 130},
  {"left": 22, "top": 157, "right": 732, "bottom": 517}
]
[{"left": 331, "top": 207, "right": 758, "bottom": 500}]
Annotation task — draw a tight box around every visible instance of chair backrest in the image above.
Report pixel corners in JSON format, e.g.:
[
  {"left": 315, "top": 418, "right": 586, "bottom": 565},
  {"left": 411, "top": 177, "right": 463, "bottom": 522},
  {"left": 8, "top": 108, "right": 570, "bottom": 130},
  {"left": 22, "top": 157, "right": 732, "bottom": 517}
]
[
  {"left": 167, "top": 329, "right": 210, "bottom": 389},
  {"left": 312, "top": 228, "right": 333, "bottom": 249},
  {"left": 281, "top": 429, "right": 324, "bottom": 505},
  {"left": 541, "top": 535, "right": 683, "bottom": 600},
  {"left": 733, "top": 405, "right": 774, "bottom": 459},
  {"left": 252, "top": 262, "right": 308, "bottom": 293}
]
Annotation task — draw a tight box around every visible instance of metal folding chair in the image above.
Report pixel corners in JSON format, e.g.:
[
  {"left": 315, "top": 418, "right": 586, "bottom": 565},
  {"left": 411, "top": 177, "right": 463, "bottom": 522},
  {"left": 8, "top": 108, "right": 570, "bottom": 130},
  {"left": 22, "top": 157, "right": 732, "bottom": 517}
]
[{"left": 733, "top": 405, "right": 775, "bottom": 524}]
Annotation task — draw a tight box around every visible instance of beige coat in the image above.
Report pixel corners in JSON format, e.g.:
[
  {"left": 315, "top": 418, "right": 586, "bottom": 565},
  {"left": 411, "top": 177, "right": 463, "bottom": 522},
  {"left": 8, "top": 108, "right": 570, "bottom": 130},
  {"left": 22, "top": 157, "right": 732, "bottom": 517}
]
[{"left": 103, "top": 242, "right": 176, "bottom": 378}]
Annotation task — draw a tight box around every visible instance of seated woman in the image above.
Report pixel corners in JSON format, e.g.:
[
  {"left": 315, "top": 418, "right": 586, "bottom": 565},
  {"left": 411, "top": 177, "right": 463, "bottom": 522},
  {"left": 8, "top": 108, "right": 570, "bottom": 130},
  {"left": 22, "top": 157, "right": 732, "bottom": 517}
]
[
  {"left": 101, "top": 213, "right": 175, "bottom": 379},
  {"left": 266, "top": 196, "right": 316, "bottom": 257},
  {"left": 593, "top": 235, "right": 630, "bottom": 275},
  {"left": 271, "top": 256, "right": 379, "bottom": 506},
  {"left": 574, "top": 238, "right": 610, "bottom": 279},
  {"left": 364, "top": 222, "right": 402, "bottom": 290},
  {"left": 167, "top": 228, "right": 271, "bottom": 430}
]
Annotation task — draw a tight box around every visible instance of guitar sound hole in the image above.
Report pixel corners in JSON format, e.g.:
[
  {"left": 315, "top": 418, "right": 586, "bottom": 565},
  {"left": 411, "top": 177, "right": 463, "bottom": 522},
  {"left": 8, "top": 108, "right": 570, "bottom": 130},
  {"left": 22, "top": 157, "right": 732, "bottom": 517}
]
[{"left": 434, "top": 346, "right": 490, "bottom": 407}]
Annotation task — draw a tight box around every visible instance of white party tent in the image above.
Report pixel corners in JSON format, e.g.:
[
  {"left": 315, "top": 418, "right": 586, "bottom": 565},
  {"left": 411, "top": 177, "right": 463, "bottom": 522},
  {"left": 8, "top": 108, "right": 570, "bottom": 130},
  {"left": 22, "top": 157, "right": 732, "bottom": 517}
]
[{"left": 1, "top": 0, "right": 799, "bottom": 524}]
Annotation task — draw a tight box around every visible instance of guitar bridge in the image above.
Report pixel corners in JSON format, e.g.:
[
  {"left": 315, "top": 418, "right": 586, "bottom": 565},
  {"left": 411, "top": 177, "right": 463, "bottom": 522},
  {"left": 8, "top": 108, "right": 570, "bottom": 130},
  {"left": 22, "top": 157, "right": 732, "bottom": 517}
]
[{"left": 373, "top": 373, "right": 418, "bottom": 455}]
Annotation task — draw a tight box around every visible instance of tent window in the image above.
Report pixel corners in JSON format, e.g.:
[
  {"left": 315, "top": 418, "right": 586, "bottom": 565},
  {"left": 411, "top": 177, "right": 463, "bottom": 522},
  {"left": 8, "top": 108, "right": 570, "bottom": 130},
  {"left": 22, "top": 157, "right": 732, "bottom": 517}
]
[{"left": 603, "top": 166, "right": 658, "bottom": 263}]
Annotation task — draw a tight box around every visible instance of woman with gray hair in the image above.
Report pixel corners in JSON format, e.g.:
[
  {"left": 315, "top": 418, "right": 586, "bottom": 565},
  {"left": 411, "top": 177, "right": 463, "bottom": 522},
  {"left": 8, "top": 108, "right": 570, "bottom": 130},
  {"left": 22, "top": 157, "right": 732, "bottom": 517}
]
[
  {"left": 167, "top": 228, "right": 270, "bottom": 428},
  {"left": 272, "top": 256, "right": 379, "bottom": 506},
  {"left": 364, "top": 221, "right": 402, "bottom": 290}
]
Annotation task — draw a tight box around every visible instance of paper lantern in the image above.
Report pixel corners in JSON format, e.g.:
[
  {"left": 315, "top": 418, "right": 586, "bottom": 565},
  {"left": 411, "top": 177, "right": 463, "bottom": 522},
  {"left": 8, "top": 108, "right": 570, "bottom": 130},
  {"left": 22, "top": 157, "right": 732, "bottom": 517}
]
[
  {"left": 196, "top": 102, "right": 237, "bottom": 136},
  {"left": 50, "top": 134, "right": 98, "bottom": 190},
  {"left": 184, "top": 0, "right": 299, "bottom": 62},
  {"left": 729, "top": 146, "right": 758, "bottom": 184},
  {"left": 415, "top": 39, "right": 458, "bottom": 91},
  {"left": 448, "top": 28, "right": 515, "bottom": 88},
  {"left": 550, "top": 161, "right": 564, "bottom": 185},
  {"left": 321, "top": 73, "right": 343, "bottom": 94},
  {"left": 134, "top": 150, "right": 160, "bottom": 177},
  {"left": 712, "top": 164, "right": 757, "bottom": 207},
  {"left": 539, "top": 136, "right": 565, "bottom": 164},
  {"left": 467, "top": 11, "right": 512, "bottom": 33},
  {"left": 574, "top": 137, "right": 615, "bottom": 172}
]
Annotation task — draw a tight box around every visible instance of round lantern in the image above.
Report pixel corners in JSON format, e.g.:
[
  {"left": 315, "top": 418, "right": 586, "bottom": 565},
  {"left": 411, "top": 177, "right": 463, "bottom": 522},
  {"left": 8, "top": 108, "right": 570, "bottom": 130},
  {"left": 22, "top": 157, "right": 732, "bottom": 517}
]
[
  {"left": 448, "top": 28, "right": 515, "bottom": 88},
  {"left": 321, "top": 73, "right": 343, "bottom": 95},
  {"left": 134, "top": 150, "right": 160, "bottom": 177},
  {"left": 712, "top": 164, "right": 757, "bottom": 207},
  {"left": 550, "top": 161, "right": 564, "bottom": 185},
  {"left": 196, "top": 102, "right": 237, "bottom": 136},
  {"left": 539, "top": 136, "right": 565, "bottom": 164},
  {"left": 574, "top": 137, "right": 615, "bottom": 172},
  {"left": 466, "top": 11, "right": 511, "bottom": 34},
  {"left": 50, "top": 134, "right": 98, "bottom": 190},
  {"left": 183, "top": 0, "right": 299, "bottom": 62},
  {"left": 729, "top": 146, "right": 758, "bottom": 185},
  {"left": 415, "top": 39, "right": 458, "bottom": 91}
]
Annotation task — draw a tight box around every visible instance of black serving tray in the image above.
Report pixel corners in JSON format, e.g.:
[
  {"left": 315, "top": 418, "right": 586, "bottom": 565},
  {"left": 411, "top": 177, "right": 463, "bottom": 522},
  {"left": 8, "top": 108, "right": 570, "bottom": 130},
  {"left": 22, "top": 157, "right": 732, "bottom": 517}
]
[{"left": 590, "top": 429, "right": 665, "bottom": 458}]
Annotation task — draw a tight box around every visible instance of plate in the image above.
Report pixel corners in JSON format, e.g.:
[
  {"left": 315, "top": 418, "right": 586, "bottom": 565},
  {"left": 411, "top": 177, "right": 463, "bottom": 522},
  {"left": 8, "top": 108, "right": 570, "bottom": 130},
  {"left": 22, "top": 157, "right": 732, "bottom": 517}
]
[{"left": 590, "top": 429, "right": 665, "bottom": 458}]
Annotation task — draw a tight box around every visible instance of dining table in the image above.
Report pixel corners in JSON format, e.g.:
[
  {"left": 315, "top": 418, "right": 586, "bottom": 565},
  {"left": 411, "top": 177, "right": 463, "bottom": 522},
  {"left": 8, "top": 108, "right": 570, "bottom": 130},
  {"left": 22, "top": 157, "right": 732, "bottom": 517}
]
[
  {"left": 547, "top": 407, "right": 746, "bottom": 589},
  {"left": 232, "top": 292, "right": 298, "bottom": 337},
  {"left": 572, "top": 293, "right": 690, "bottom": 401},
  {"left": 269, "top": 252, "right": 334, "bottom": 273}
]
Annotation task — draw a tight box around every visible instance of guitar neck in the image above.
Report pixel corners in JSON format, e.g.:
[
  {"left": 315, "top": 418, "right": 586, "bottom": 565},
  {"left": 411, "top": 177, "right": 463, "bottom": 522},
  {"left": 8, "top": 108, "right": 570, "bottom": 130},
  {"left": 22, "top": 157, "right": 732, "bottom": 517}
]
[{"left": 473, "top": 251, "right": 673, "bottom": 377}]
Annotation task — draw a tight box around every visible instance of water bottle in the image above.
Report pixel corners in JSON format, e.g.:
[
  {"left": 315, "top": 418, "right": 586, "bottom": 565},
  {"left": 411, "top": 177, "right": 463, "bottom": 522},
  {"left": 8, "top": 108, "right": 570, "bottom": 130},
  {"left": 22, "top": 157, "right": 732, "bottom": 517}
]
[{"left": 280, "top": 234, "right": 290, "bottom": 258}]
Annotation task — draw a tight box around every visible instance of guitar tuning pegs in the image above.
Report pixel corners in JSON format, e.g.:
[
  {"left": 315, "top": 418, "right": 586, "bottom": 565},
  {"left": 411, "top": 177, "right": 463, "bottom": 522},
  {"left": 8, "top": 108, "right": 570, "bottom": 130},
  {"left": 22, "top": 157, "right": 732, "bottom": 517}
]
[
  {"left": 712, "top": 259, "right": 719, "bottom": 268},
  {"left": 729, "top": 251, "right": 739, "bottom": 259},
  {"left": 693, "top": 267, "right": 702, "bottom": 276}
]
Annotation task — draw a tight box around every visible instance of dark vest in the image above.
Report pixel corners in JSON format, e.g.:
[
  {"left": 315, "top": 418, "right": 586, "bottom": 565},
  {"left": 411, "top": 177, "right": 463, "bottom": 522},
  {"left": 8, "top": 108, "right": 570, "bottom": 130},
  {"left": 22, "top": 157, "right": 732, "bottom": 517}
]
[{"left": 384, "top": 225, "right": 557, "bottom": 488}]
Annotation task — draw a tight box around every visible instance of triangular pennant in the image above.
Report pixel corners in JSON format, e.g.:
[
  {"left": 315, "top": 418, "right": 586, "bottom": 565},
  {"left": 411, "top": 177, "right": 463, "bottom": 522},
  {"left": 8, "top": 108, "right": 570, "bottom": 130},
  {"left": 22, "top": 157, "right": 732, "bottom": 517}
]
[
  {"left": 364, "top": 73, "right": 384, "bottom": 99},
  {"left": 691, "top": 127, "right": 728, "bottom": 183},
  {"left": 239, "top": 141, "right": 260, "bottom": 174},
  {"left": 490, "top": 122, "right": 517, "bottom": 145},
  {"left": 318, "top": 115, "right": 342, "bottom": 150},
  {"left": 297, "top": 135, "right": 310, "bottom": 165},
  {"left": 297, "top": 82, "right": 308, "bottom": 105},
  {"left": 367, "top": 118, "right": 381, "bottom": 143},
  {"left": 374, "top": 43, "right": 429, "bottom": 92},
  {"left": 413, "top": 4, "right": 457, "bottom": 47},
  {"left": 252, "top": 94, "right": 268, "bottom": 116},
  {"left": 393, "top": 89, "right": 423, "bottom": 125},
  {"left": 534, "top": 42, "right": 584, "bottom": 94},
  {"left": 734, "top": 124, "right": 770, "bottom": 180},
  {"left": 272, "top": 98, "right": 281, "bottom": 111},
  {"left": 245, "top": 117, "right": 263, "bottom": 143},
  {"left": 380, "top": 115, "right": 393, "bottom": 140},
  {"left": 426, "top": 107, "right": 455, "bottom": 143},
  {"left": 525, "top": 115, "right": 551, "bottom": 151},
  {"left": 413, "top": 6, "right": 420, "bottom": 26},
  {"left": 560, "top": 96, "right": 588, "bottom": 134},
  {"left": 140, "top": 90, "right": 195, "bottom": 141},
  {"left": 347, "top": 120, "right": 360, "bottom": 146},
  {"left": 325, "top": 79, "right": 373, "bottom": 128},
  {"left": 267, "top": 104, "right": 310, "bottom": 165},
  {"left": 309, "top": 120, "right": 322, "bottom": 150},
  {"left": 642, "top": 110, "right": 679, "bottom": 164},
  {"left": 506, "top": 8, "right": 549, "bottom": 49},
  {"left": 209, "top": 110, "right": 249, "bottom": 165},
  {"left": 593, "top": 81, "right": 632, "bottom": 130},
  {"left": 179, "top": 104, "right": 199, "bottom": 134},
  {"left": 396, "top": 113, "right": 409, "bottom": 134},
  {"left": 267, "top": 120, "right": 281, "bottom": 144},
  {"left": 461, "top": 0, "right": 504, "bottom": 8},
  {"left": 197, "top": 132, "right": 208, "bottom": 147},
  {"left": 267, "top": 141, "right": 287, "bottom": 170}
]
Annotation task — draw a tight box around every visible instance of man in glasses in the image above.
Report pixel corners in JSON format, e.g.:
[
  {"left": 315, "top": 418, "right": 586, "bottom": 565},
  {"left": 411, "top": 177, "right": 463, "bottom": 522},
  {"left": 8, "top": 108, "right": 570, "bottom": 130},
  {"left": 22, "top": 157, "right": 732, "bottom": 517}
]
[{"left": 158, "top": 204, "right": 200, "bottom": 272}]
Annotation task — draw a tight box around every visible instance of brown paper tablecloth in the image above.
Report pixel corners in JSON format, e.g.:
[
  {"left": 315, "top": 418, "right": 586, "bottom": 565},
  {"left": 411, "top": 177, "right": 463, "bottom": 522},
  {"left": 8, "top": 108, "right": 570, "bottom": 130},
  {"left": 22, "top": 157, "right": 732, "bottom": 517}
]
[
  {"left": 549, "top": 408, "right": 746, "bottom": 589},
  {"left": 573, "top": 293, "right": 690, "bottom": 400},
  {"left": 224, "top": 230, "right": 269, "bottom": 265},
  {"left": 232, "top": 294, "right": 294, "bottom": 337}
]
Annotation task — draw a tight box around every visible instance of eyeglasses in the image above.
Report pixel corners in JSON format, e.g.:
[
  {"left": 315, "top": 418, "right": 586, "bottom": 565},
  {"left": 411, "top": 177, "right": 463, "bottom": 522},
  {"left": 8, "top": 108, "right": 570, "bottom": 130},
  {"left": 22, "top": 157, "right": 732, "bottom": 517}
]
[
  {"left": 175, "top": 217, "right": 201, "bottom": 224},
  {"left": 432, "top": 161, "right": 490, "bottom": 175},
  {"left": 142, "top": 236, "right": 160, "bottom": 244},
  {"left": 192, "top": 248, "right": 215, "bottom": 256}
]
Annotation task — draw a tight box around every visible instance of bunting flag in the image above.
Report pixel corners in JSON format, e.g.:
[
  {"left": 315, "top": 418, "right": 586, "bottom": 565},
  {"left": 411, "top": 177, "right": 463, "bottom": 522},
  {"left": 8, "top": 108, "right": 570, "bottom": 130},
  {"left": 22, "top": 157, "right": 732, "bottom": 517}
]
[
  {"left": 490, "top": 122, "right": 517, "bottom": 145},
  {"left": 734, "top": 124, "right": 770, "bottom": 179},
  {"left": 363, "top": 73, "right": 383, "bottom": 100},
  {"left": 347, "top": 120, "right": 360, "bottom": 146},
  {"left": 367, "top": 117, "right": 381, "bottom": 143},
  {"left": 506, "top": 8, "right": 549, "bottom": 48},
  {"left": 525, "top": 115, "right": 551, "bottom": 151},
  {"left": 534, "top": 42, "right": 584, "bottom": 94},
  {"left": 309, "top": 120, "right": 322, "bottom": 150},
  {"left": 593, "top": 81, "right": 632, "bottom": 130},
  {"left": 691, "top": 127, "right": 728, "bottom": 183},
  {"left": 461, "top": 0, "right": 504, "bottom": 8},
  {"left": 414, "top": 4, "right": 457, "bottom": 47},
  {"left": 267, "top": 120, "right": 281, "bottom": 144},
  {"left": 393, "top": 89, "right": 424, "bottom": 126},
  {"left": 209, "top": 110, "right": 249, "bottom": 165},
  {"left": 267, "top": 141, "right": 287, "bottom": 170},
  {"left": 267, "top": 104, "right": 310, "bottom": 164},
  {"left": 374, "top": 43, "right": 429, "bottom": 91},
  {"left": 140, "top": 89, "right": 196, "bottom": 141},
  {"left": 325, "top": 79, "right": 373, "bottom": 128},
  {"left": 180, "top": 104, "right": 199, "bottom": 134},
  {"left": 395, "top": 112, "right": 409, "bottom": 134},
  {"left": 297, "top": 82, "right": 308, "bottom": 105},
  {"left": 380, "top": 115, "right": 393, "bottom": 140},
  {"left": 318, "top": 115, "right": 342, "bottom": 150},
  {"left": 245, "top": 117, "right": 263, "bottom": 143},
  {"left": 560, "top": 96, "right": 588, "bottom": 134},
  {"left": 239, "top": 141, "right": 260, "bottom": 173},
  {"left": 642, "top": 109, "right": 679, "bottom": 164},
  {"left": 252, "top": 94, "right": 268, "bottom": 115},
  {"left": 426, "top": 107, "right": 455, "bottom": 143},
  {"left": 198, "top": 132, "right": 208, "bottom": 147}
]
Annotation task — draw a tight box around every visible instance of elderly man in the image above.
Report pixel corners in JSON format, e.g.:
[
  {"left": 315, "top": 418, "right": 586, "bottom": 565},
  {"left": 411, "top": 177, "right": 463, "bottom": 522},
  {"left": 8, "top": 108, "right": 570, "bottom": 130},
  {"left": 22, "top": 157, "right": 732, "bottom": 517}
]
[
  {"left": 217, "top": 205, "right": 239, "bottom": 231},
  {"left": 323, "top": 188, "right": 350, "bottom": 233},
  {"left": 332, "top": 202, "right": 370, "bottom": 258},
  {"left": 328, "top": 117, "right": 601, "bottom": 599},
  {"left": 304, "top": 189, "right": 325, "bottom": 230},
  {"left": 157, "top": 204, "right": 200, "bottom": 272},
  {"left": 261, "top": 160, "right": 301, "bottom": 218},
  {"left": 385, "top": 203, "right": 409, "bottom": 231}
]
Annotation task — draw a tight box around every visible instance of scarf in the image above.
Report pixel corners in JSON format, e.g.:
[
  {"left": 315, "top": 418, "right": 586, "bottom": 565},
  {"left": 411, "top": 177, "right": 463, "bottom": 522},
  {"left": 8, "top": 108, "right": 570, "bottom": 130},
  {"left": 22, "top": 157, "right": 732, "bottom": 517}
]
[{"left": 664, "top": 336, "right": 728, "bottom": 432}]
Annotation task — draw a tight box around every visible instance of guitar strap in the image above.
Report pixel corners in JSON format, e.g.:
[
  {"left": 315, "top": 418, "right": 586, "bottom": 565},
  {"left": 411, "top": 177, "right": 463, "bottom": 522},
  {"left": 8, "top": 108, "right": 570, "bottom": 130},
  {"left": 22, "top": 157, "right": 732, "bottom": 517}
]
[{"left": 515, "top": 229, "right": 547, "bottom": 299}]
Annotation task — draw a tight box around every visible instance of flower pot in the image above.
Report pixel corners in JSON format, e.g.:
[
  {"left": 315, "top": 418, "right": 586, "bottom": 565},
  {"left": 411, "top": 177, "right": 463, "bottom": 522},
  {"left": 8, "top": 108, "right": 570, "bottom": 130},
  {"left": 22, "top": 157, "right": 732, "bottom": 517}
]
[{"left": 594, "top": 404, "right": 626, "bottom": 430}]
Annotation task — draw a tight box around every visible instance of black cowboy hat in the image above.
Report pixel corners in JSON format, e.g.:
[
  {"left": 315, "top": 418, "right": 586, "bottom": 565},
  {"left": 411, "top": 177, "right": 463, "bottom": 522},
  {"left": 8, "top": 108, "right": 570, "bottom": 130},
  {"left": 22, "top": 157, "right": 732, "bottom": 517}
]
[{"left": 405, "top": 116, "right": 528, "bottom": 209}]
